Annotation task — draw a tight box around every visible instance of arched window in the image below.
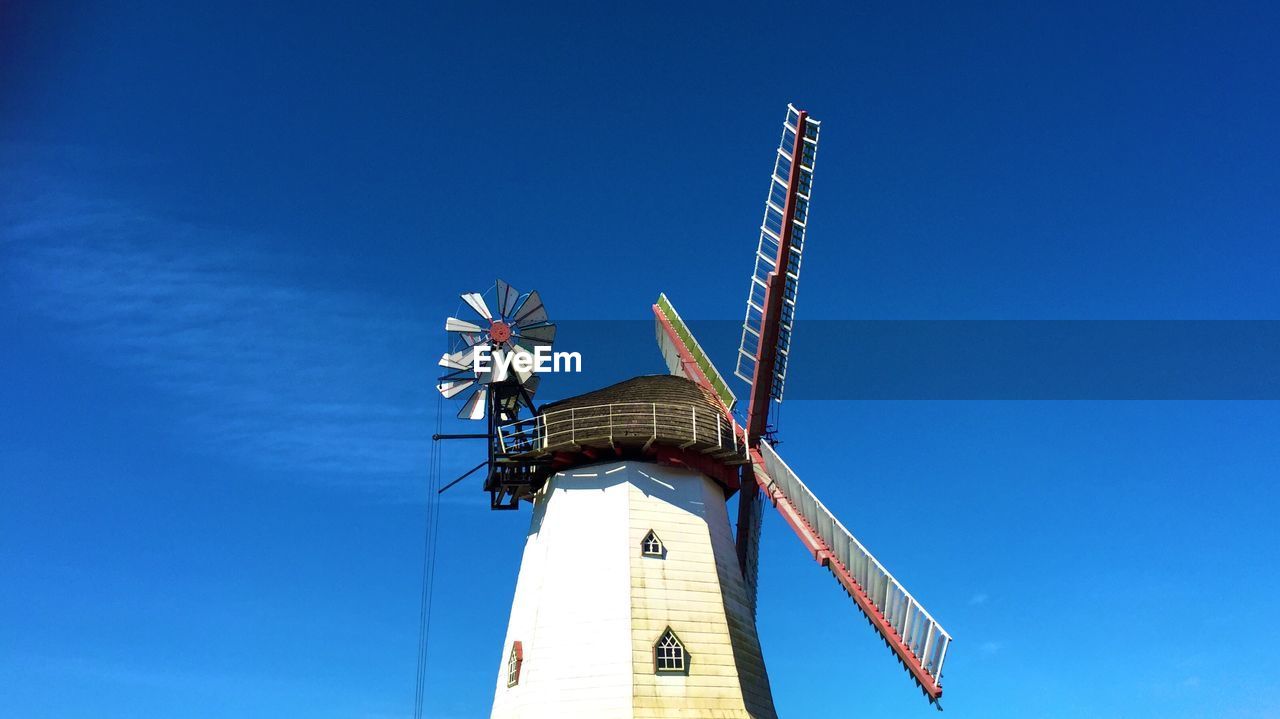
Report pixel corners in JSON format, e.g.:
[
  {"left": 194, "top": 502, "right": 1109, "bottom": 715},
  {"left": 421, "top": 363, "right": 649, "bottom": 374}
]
[
  {"left": 641, "top": 529, "right": 665, "bottom": 558},
  {"left": 654, "top": 628, "right": 687, "bottom": 673},
  {"left": 507, "top": 641, "right": 523, "bottom": 687}
]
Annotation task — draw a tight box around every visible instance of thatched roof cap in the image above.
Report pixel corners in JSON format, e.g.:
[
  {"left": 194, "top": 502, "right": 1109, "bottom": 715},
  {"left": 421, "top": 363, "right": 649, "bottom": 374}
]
[{"left": 541, "top": 374, "right": 723, "bottom": 414}]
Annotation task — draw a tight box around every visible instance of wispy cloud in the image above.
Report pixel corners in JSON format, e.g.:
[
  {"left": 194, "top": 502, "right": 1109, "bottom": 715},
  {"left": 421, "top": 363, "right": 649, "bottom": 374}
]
[
  {"left": 968, "top": 592, "right": 989, "bottom": 606},
  {"left": 2, "top": 187, "right": 449, "bottom": 495},
  {"left": 19, "top": 653, "right": 256, "bottom": 693},
  {"left": 10, "top": 652, "right": 391, "bottom": 713}
]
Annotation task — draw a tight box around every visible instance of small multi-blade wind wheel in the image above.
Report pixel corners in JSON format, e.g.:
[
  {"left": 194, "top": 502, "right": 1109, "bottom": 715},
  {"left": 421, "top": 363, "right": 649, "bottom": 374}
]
[{"left": 436, "top": 279, "right": 556, "bottom": 421}]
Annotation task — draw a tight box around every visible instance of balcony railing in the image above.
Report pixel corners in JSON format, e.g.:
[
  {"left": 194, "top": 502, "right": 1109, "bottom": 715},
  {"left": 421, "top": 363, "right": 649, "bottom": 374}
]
[{"left": 497, "top": 401, "right": 748, "bottom": 464}]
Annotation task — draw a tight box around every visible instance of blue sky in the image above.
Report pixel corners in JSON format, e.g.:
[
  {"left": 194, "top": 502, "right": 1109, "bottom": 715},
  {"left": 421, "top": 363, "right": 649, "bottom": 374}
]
[{"left": 2, "top": 2, "right": 1279, "bottom": 718}]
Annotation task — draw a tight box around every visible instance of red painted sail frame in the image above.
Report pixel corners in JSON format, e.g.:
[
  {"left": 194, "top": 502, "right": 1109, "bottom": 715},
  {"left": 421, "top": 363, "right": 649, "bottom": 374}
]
[{"left": 735, "top": 106, "right": 818, "bottom": 597}]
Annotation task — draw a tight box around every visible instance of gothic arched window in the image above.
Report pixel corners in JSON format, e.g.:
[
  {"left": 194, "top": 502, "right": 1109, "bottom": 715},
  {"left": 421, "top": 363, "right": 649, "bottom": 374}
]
[
  {"left": 654, "top": 628, "right": 687, "bottom": 673},
  {"left": 641, "top": 529, "right": 665, "bottom": 558},
  {"left": 507, "top": 641, "right": 523, "bottom": 687}
]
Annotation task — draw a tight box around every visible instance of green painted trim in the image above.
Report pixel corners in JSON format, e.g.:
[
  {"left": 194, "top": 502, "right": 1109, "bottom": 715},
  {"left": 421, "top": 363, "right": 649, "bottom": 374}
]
[{"left": 656, "top": 293, "right": 737, "bottom": 411}]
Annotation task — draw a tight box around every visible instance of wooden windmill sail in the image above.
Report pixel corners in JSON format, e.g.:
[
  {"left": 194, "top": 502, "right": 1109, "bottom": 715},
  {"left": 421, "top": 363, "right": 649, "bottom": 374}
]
[
  {"left": 655, "top": 104, "right": 952, "bottom": 702},
  {"left": 656, "top": 292, "right": 953, "bottom": 700}
]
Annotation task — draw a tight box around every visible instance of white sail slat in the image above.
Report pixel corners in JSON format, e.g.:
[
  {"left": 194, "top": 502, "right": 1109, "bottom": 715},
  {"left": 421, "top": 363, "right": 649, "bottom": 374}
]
[
  {"left": 653, "top": 293, "right": 737, "bottom": 411},
  {"left": 734, "top": 105, "right": 820, "bottom": 403},
  {"left": 755, "top": 440, "right": 951, "bottom": 700}
]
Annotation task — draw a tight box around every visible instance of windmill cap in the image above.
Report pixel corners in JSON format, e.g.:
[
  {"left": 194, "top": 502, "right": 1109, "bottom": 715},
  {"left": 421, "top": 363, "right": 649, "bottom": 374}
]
[{"left": 541, "top": 374, "right": 722, "bottom": 413}]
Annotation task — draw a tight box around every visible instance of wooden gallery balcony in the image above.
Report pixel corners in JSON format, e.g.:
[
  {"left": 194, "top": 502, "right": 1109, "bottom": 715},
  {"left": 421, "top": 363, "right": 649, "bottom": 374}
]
[{"left": 498, "top": 400, "right": 748, "bottom": 466}]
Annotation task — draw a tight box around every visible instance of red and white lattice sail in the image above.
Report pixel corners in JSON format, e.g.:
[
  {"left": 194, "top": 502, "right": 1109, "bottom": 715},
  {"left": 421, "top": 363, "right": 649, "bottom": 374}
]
[{"left": 652, "top": 104, "right": 952, "bottom": 704}]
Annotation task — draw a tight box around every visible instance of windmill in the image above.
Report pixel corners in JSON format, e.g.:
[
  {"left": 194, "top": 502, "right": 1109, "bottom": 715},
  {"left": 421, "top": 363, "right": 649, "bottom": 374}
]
[{"left": 432, "top": 104, "right": 951, "bottom": 717}]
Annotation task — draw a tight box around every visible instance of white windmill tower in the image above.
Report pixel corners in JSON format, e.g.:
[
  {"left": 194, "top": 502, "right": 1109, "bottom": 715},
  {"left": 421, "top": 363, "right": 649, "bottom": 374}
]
[{"left": 432, "top": 105, "right": 952, "bottom": 718}]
